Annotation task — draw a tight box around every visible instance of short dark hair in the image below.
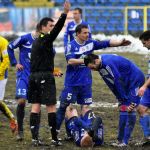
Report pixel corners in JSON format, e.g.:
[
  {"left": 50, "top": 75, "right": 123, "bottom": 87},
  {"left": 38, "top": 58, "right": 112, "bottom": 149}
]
[
  {"left": 74, "top": 7, "right": 82, "bottom": 15},
  {"left": 36, "top": 23, "right": 40, "bottom": 32},
  {"left": 139, "top": 30, "right": 150, "bottom": 41},
  {"left": 84, "top": 54, "right": 99, "bottom": 66},
  {"left": 38, "top": 17, "right": 54, "bottom": 31},
  {"left": 75, "top": 24, "right": 88, "bottom": 34}
]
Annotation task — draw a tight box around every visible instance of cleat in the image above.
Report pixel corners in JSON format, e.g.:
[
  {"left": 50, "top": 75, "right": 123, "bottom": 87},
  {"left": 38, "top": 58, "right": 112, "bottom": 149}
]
[
  {"left": 135, "top": 137, "right": 150, "bottom": 146},
  {"left": 117, "top": 143, "right": 127, "bottom": 147},
  {"left": 16, "top": 131, "right": 24, "bottom": 141},
  {"left": 31, "top": 139, "right": 45, "bottom": 147},
  {"left": 10, "top": 119, "right": 18, "bottom": 134},
  {"left": 58, "top": 137, "right": 62, "bottom": 141},
  {"left": 51, "top": 139, "right": 62, "bottom": 146},
  {"left": 111, "top": 141, "right": 127, "bottom": 147}
]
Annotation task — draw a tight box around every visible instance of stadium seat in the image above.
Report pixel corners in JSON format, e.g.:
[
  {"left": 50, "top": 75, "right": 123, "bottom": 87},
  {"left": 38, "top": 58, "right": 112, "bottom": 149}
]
[
  {"left": 109, "top": 18, "right": 119, "bottom": 25},
  {"left": 92, "top": 10, "right": 100, "bottom": 17},
  {"left": 101, "top": 11, "right": 111, "bottom": 17},
  {"left": 117, "top": 26, "right": 124, "bottom": 32},
  {"left": 98, "top": 18, "right": 107, "bottom": 24},
  {"left": 141, "top": 0, "right": 150, "bottom": 3},
  {"left": 106, "top": 25, "right": 116, "bottom": 32},
  {"left": 112, "top": 10, "right": 123, "bottom": 17},
  {"left": 87, "top": 0, "right": 95, "bottom": 5},
  {"left": 76, "top": 0, "right": 86, "bottom": 6},
  {"left": 55, "top": 0, "right": 64, "bottom": 4},
  {"left": 129, "top": 19, "right": 142, "bottom": 24},
  {"left": 87, "top": 18, "right": 97, "bottom": 24},
  {"left": 147, "top": 9, "right": 150, "bottom": 16},
  {"left": 130, "top": 0, "right": 140, "bottom": 3},
  {"left": 85, "top": 10, "right": 92, "bottom": 17},
  {"left": 128, "top": 26, "right": 138, "bottom": 31},
  {"left": 95, "top": 26, "right": 105, "bottom": 33}
]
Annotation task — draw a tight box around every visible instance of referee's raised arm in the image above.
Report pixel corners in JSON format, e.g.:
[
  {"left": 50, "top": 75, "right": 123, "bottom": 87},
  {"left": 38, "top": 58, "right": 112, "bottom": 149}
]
[{"left": 46, "top": 0, "right": 71, "bottom": 42}]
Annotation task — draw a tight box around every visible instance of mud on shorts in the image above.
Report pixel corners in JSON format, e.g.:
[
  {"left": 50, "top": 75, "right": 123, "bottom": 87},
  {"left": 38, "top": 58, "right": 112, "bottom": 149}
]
[{"left": 28, "top": 72, "right": 56, "bottom": 105}]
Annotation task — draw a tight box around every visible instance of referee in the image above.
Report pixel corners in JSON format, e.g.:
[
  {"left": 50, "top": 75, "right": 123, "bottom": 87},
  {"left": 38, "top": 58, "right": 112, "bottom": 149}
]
[{"left": 28, "top": 1, "right": 70, "bottom": 146}]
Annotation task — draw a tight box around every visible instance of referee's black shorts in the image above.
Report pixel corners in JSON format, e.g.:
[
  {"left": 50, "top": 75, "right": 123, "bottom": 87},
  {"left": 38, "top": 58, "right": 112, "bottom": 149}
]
[{"left": 28, "top": 72, "right": 56, "bottom": 105}]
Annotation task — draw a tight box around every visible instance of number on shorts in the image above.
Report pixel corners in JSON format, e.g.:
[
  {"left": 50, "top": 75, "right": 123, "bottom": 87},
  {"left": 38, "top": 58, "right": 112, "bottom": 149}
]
[
  {"left": 88, "top": 112, "right": 96, "bottom": 119},
  {"left": 18, "top": 88, "right": 26, "bottom": 96},
  {"left": 67, "top": 93, "right": 72, "bottom": 101}
]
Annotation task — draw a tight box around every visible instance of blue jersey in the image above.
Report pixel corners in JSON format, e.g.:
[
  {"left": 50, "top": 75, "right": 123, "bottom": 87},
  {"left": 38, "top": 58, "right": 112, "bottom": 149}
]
[
  {"left": 80, "top": 110, "right": 96, "bottom": 127},
  {"left": 64, "top": 20, "right": 92, "bottom": 47},
  {"left": 8, "top": 33, "right": 35, "bottom": 79},
  {"left": 65, "top": 39, "right": 110, "bottom": 86},
  {"left": 98, "top": 54, "right": 145, "bottom": 104},
  {"left": 66, "top": 110, "right": 103, "bottom": 146}
]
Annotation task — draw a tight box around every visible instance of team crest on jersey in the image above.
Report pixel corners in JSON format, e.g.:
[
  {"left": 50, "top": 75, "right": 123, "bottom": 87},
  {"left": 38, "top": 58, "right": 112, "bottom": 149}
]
[{"left": 76, "top": 42, "right": 93, "bottom": 54}]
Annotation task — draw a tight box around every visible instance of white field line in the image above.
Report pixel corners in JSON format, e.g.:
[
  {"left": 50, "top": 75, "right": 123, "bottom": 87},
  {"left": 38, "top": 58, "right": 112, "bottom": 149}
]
[{"left": 4, "top": 99, "right": 118, "bottom": 108}]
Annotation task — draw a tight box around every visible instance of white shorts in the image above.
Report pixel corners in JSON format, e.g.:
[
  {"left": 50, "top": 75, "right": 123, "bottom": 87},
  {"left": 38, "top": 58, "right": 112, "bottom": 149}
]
[{"left": 0, "top": 79, "right": 7, "bottom": 100}]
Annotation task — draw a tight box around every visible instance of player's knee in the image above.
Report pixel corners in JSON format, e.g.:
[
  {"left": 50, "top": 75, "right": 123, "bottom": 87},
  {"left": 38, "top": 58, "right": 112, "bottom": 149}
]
[
  {"left": 137, "top": 105, "right": 148, "bottom": 116},
  {"left": 31, "top": 104, "right": 41, "bottom": 113},
  {"left": 17, "top": 98, "right": 26, "bottom": 105}
]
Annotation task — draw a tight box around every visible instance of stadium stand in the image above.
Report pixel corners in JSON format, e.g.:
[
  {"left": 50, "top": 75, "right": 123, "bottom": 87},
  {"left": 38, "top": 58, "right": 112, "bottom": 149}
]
[
  {"left": 0, "top": 0, "right": 14, "bottom": 7},
  {"left": 0, "top": 0, "right": 149, "bottom": 35}
]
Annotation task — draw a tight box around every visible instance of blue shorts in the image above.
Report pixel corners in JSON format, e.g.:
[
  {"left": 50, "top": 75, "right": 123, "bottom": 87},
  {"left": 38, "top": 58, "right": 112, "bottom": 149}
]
[
  {"left": 16, "top": 77, "right": 28, "bottom": 100},
  {"left": 140, "top": 87, "right": 150, "bottom": 108},
  {"left": 60, "top": 85, "right": 92, "bottom": 105}
]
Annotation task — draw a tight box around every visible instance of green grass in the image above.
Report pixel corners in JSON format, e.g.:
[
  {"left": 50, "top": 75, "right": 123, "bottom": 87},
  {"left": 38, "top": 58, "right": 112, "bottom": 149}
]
[{"left": 0, "top": 52, "right": 148, "bottom": 150}]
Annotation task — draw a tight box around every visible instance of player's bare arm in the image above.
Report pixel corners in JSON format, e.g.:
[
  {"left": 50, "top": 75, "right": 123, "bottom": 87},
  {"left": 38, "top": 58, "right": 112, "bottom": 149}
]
[
  {"left": 138, "top": 77, "right": 150, "bottom": 96},
  {"left": 68, "top": 58, "right": 84, "bottom": 65},
  {"left": 109, "top": 39, "right": 131, "bottom": 47}
]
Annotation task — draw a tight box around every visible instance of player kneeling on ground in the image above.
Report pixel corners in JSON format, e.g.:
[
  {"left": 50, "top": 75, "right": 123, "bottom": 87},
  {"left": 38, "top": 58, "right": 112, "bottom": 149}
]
[{"left": 65, "top": 105, "right": 104, "bottom": 147}]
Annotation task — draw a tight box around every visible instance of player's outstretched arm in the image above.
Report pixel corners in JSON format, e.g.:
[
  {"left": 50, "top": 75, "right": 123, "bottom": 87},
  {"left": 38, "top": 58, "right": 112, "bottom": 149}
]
[{"left": 109, "top": 39, "right": 131, "bottom": 47}]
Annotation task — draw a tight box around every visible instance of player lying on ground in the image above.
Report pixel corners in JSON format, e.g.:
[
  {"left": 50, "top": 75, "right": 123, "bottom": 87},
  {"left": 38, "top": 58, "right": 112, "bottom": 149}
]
[{"left": 65, "top": 105, "right": 103, "bottom": 147}]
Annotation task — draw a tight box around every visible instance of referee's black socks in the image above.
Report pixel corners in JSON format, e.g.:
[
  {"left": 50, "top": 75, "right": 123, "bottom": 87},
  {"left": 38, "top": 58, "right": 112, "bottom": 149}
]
[
  {"left": 30, "top": 112, "right": 40, "bottom": 140},
  {"left": 48, "top": 112, "right": 58, "bottom": 141}
]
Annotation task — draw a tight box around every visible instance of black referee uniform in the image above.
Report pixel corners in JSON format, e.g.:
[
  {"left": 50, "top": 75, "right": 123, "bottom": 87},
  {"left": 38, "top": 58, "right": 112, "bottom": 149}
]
[
  {"left": 28, "top": 13, "right": 67, "bottom": 105},
  {"left": 28, "top": 13, "right": 67, "bottom": 145}
]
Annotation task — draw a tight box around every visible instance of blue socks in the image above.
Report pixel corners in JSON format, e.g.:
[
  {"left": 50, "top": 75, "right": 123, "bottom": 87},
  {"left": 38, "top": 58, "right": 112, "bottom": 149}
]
[
  {"left": 140, "top": 115, "right": 150, "bottom": 137},
  {"left": 118, "top": 112, "right": 136, "bottom": 144}
]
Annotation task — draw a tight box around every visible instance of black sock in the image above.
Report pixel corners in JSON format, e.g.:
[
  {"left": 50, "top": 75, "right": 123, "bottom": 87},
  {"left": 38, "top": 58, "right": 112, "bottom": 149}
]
[
  {"left": 16, "top": 103, "right": 25, "bottom": 132},
  {"left": 48, "top": 112, "right": 58, "bottom": 141},
  {"left": 30, "top": 113, "right": 39, "bottom": 140},
  {"left": 37, "top": 111, "right": 41, "bottom": 132}
]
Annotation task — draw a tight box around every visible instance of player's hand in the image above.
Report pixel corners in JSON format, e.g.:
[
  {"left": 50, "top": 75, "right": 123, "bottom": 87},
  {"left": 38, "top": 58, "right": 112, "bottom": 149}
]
[
  {"left": 64, "top": 0, "right": 71, "bottom": 14},
  {"left": 53, "top": 67, "right": 63, "bottom": 77},
  {"left": 16, "top": 64, "right": 24, "bottom": 71},
  {"left": 120, "top": 39, "right": 131, "bottom": 46},
  {"left": 138, "top": 85, "right": 147, "bottom": 97},
  {"left": 127, "top": 103, "right": 136, "bottom": 112}
]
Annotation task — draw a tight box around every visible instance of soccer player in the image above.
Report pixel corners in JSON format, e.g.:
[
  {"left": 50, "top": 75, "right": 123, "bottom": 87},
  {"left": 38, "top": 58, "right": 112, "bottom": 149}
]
[
  {"left": 28, "top": 0, "right": 70, "bottom": 146},
  {"left": 65, "top": 105, "right": 104, "bottom": 147},
  {"left": 84, "top": 53, "right": 145, "bottom": 147},
  {"left": 137, "top": 30, "right": 150, "bottom": 146},
  {"left": 7, "top": 26, "right": 40, "bottom": 141},
  {"left": 56, "top": 24, "right": 131, "bottom": 137},
  {"left": 0, "top": 36, "right": 17, "bottom": 133},
  {"left": 64, "top": 7, "right": 92, "bottom": 47}
]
